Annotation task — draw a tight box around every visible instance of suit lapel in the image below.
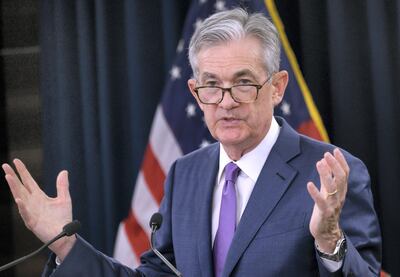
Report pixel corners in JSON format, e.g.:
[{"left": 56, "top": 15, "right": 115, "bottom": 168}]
[
  {"left": 196, "top": 144, "right": 220, "bottom": 277},
  {"left": 223, "top": 118, "right": 301, "bottom": 276}
]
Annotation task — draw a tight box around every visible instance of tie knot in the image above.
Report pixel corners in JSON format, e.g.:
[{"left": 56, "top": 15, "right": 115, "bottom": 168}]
[{"left": 224, "top": 162, "right": 240, "bottom": 182}]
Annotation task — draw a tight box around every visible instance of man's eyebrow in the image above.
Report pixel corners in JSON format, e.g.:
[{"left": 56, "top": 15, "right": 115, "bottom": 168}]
[
  {"left": 233, "top": 70, "right": 257, "bottom": 79},
  {"left": 200, "top": 72, "right": 218, "bottom": 82},
  {"left": 199, "top": 70, "right": 257, "bottom": 82}
]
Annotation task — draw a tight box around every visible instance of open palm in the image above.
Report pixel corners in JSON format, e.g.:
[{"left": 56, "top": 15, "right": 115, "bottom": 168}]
[{"left": 2, "top": 159, "right": 75, "bottom": 259}]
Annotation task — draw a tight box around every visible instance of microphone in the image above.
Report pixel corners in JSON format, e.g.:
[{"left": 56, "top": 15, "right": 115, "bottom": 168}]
[
  {"left": 150, "top": 212, "right": 163, "bottom": 231},
  {"left": 0, "top": 220, "right": 81, "bottom": 272},
  {"left": 149, "top": 213, "right": 183, "bottom": 277}
]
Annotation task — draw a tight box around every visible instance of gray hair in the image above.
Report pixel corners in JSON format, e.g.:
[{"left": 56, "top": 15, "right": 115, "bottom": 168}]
[{"left": 188, "top": 8, "right": 281, "bottom": 78}]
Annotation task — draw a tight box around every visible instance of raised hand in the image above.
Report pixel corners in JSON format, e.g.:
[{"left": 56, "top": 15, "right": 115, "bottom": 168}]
[
  {"left": 307, "top": 148, "right": 350, "bottom": 253},
  {"left": 2, "top": 159, "right": 76, "bottom": 260}
]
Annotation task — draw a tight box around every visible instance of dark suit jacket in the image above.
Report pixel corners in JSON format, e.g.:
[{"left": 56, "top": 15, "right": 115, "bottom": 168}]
[{"left": 44, "top": 117, "right": 381, "bottom": 276}]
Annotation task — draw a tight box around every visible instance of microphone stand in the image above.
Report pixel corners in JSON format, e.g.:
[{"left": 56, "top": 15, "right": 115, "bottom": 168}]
[{"left": 150, "top": 225, "right": 183, "bottom": 277}]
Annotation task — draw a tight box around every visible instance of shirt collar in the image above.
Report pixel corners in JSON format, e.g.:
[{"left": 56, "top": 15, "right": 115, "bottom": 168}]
[{"left": 218, "top": 117, "right": 281, "bottom": 182}]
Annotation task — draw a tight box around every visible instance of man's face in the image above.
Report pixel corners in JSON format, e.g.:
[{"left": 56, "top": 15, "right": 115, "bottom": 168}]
[{"left": 188, "top": 36, "right": 288, "bottom": 158}]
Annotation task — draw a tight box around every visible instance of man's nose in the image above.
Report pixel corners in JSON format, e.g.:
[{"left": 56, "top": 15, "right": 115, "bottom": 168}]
[{"left": 218, "top": 90, "right": 239, "bottom": 109}]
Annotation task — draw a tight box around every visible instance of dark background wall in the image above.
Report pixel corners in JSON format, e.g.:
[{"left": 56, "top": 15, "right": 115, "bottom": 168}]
[
  {"left": 0, "top": 0, "right": 45, "bottom": 276},
  {"left": 0, "top": 0, "right": 398, "bottom": 276}
]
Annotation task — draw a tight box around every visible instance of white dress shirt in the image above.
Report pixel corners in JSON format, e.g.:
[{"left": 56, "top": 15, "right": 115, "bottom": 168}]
[{"left": 211, "top": 117, "right": 342, "bottom": 272}]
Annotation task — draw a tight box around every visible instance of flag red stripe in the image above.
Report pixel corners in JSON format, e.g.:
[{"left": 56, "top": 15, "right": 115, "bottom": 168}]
[
  {"left": 142, "top": 144, "right": 165, "bottom": 204},
  {"left": 297, "top": 120, "right": 323, "bottom": 141},
  {"left": 124, "top": 211, "right": 150, "bottom": 259},
  {"left": 380, "top": 270, "right": 391, "bottom": 277}
]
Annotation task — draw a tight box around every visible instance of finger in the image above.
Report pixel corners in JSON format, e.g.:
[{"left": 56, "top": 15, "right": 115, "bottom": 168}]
[
  {"left": 5, "top": 174, "right": 29, "bottom": 202},
  {"left": 324, "top": 152, "right": 346, "bottom": 187},
  {"left": 333, "top": 148, "right": 350, "bottom": 177},
  {"left": 2, "top": 163, "right": 13, "bottom": 174},
  {"left": 307, "top": 182, "right": 328, "bottom": 211},
  {"left": 316, "top": 160, "right": 335, "bottom": 195},
  {"left": 13, "top": 159, "right": 40, "bottom": 194},
  {"left": 2, "top": 163, "right": 23, "bottom": 185},
  {"left": 333, "top": 149, "right": 349, "bottom": 198},
  {"left": 3, "top": 163, "right": 28, "bottom": 197},
  {"left": 56, "top": 170, "right": 71, "bottom": 201}
]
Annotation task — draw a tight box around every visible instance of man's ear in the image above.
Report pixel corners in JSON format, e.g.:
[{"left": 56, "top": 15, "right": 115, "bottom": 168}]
[
  {"left": 271, "top": 70, "right": 289, "bottom": 106},
  {"left": 188, "top": 79, "right": 204, "bottom": 111}
]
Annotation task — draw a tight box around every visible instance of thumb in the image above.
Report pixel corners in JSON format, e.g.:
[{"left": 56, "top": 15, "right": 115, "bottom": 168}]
[
  {"left": 56, "top": 170, "right": 70, "bottom": 201},
  {"left": 307, "top": 182, "right": 327, "bottom": 211}
]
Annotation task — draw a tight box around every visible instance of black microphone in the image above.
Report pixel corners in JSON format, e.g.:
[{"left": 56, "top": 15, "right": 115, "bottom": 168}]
[
  {"left": 0, "top": 220, "right": 81, "bottom": 272},
  {"left": 149, "top": 213, "right": 183, "bottom": 277}
]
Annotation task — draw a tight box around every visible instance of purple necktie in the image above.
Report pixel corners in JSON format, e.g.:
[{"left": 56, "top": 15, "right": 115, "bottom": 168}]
[{"left": 213, "top": 162, "right": 240, "bottom": 277}]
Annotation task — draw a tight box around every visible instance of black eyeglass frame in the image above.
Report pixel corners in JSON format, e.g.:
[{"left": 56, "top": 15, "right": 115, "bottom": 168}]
[{"left": 193, "top": 74, "right": 273, "bottom": 105}]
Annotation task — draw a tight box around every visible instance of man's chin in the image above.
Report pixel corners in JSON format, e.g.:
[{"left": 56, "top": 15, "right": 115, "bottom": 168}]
[{"left": 216, "top": 134, "right": 245, "bottom": 147}]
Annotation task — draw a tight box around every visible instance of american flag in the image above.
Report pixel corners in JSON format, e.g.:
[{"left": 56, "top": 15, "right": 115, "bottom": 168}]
[{"left": 113, "top": 0, "right": 328, "bottom": 267}]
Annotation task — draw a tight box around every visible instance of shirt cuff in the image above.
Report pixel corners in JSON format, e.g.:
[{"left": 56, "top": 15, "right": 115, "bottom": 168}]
[{"left": 319, "top": 255, "right": 343, "bottom": 272}]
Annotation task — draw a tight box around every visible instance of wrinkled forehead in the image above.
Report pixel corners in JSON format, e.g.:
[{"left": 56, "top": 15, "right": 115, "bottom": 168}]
[{"left": 195, "top": 38, "right": 267, "bottom": 81}]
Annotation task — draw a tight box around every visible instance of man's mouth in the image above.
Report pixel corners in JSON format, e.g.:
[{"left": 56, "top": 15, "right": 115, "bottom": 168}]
[{"left": 219, "top": 117, "right": 241, "bottom": 125}]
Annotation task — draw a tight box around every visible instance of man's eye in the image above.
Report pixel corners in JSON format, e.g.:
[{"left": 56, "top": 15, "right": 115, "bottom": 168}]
[
  {"left": 205, "top": 81, "right": 218, "bottom": 86},
  {"left": 236, "top": 79, "right": 253, "bottom": 85}
]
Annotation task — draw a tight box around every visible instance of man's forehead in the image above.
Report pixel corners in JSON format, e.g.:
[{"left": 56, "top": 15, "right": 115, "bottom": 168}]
[{"left": 195, "top": 37, "right": 265, "bottom": 80}]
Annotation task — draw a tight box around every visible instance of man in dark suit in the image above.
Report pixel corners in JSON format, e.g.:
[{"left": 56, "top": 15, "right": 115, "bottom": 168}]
[{"left": 3, "top": 8, "right": 380, "bottom": 276}]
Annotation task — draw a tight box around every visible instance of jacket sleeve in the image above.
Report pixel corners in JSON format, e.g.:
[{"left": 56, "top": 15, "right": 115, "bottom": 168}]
[{"left": 42, "top": 236, "right": 144, "bottom": 277}]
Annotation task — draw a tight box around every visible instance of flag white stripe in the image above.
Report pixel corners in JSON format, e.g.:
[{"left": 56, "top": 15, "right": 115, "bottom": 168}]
[
  {"left": 113, "top": 222, "right": 140, "bottom": 267},
  {"left": 132, "top": 172, "right": 160, "bottom": 238},
  {"left": 150, "top": 106, "right": 183, "bottom": 173}
]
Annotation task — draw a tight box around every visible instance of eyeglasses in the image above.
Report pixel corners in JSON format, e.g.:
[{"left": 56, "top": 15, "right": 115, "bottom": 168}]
[{"left": 193, "top": 75, "right": 272, "bottom": 105}]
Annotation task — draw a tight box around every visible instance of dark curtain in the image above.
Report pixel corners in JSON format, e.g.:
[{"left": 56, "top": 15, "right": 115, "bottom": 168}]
[
  {"left": 0, "top": 34, "right": 14, "bottom": 273},
  {"left": 40, "top": 0, "right": 190, "bottom": 254},
  {"left": 39, "top": 0, "right": 399, "bottom": 275}
]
